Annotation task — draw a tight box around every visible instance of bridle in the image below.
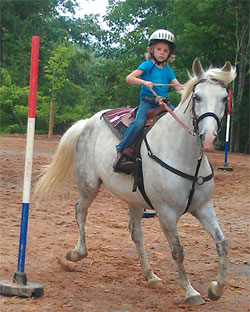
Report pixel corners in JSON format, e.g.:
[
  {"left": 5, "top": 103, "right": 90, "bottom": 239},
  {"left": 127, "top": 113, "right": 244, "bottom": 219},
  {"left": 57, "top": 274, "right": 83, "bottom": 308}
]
[{"left": 191, "top": 79, "right": 227, "bottom": 135}]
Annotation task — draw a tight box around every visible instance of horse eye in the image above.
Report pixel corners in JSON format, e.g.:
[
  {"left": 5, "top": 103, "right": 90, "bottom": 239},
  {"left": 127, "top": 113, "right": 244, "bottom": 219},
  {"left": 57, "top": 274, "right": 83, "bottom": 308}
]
[
  {"left": 223, "top": 96, "right": 228, "bottom": 103},
  {"left": 193, "top": 94, "right": 201, "bottom": 101}
]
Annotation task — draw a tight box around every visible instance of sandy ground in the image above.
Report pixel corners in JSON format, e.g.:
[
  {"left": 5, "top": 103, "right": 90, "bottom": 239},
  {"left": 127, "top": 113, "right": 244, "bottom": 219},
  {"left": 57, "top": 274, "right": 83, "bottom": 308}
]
[{"left": 0, "top": 134, "right": 249, "bottom": 312}]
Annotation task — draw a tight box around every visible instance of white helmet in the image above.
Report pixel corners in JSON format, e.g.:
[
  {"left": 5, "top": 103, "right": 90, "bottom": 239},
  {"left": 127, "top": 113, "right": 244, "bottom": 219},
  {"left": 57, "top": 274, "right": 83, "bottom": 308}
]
[{"left": 148, "top": 29, "right": 176, "bottom": 49}]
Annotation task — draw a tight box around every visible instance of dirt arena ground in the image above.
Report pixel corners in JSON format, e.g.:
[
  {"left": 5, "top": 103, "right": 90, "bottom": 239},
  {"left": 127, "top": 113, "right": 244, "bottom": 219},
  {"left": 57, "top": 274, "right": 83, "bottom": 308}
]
[{"left": 0, "top": 134, "right": 249, "bottom": 312}]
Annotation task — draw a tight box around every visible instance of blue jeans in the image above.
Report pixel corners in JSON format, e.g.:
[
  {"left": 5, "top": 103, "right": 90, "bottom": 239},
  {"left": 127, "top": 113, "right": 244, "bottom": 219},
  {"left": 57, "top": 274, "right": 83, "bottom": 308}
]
[{"left": 116, "top": 98, "right": 174, "bottom": 152}]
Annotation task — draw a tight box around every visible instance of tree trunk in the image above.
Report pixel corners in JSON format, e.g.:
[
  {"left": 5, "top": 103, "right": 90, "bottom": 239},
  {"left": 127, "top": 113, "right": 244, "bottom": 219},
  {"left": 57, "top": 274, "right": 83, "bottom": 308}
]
[
  {"left": 230, "top": 1, "right": 249, "bottom": 152},
  {"left": 48, "top": 69, "right": 55, "bottom": 138},
  {"left": 48, "top": 99, "right": 54, "bottom": 139}
]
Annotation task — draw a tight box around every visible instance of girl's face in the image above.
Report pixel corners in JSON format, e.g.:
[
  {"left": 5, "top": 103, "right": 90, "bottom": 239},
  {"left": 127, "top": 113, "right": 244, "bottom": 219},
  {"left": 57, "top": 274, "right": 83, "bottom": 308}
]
[{"left": 153, "top": 42, "right": 170, "bottom": 63}]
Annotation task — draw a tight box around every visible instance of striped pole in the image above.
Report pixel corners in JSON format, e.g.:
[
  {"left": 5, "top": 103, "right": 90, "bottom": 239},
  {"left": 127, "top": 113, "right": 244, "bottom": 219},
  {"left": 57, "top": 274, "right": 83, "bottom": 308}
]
[
  {"left": 18, "top": 36, "right": 40, "bottom": 272},
  {"left": 0, "top": 36, "right": 44, "bottom": 297},
  {"left": 224, "top": 89, "right": 232, "bottom": 166},
  {"left": 218, "top": 89, "right": 233, "bottom": 171}
]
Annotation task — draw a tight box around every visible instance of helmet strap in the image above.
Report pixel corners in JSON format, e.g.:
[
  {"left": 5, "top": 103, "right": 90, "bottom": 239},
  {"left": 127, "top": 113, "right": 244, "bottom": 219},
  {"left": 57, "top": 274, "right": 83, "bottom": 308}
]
[{"left": 152, "top": 54, "right": 168, "bottom": 66}]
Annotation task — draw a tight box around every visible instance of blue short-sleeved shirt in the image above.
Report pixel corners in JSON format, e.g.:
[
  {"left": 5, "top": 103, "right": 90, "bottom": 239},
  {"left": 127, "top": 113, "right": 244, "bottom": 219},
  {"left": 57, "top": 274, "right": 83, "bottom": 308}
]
[{"left": 137, "top": 60, "right": 176, "bottom": 100}]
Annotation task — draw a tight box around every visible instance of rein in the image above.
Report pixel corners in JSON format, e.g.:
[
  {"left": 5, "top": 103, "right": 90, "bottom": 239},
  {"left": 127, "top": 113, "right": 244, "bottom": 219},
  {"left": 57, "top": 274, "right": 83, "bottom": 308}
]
[
  {"left": 149, "top": 86, "right": 194, "bottom": 135},
  {"left": 151, "top": 78, "right": 227, "bottom": 136}
]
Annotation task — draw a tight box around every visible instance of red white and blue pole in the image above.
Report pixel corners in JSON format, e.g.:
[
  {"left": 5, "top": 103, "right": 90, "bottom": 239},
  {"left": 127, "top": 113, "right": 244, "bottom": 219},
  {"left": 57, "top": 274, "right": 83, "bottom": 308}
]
[
  {"left": 17, "top": 36, "right": 39, "bottom": 272},
  {"left": 224, "top": 89, "right": 232, "bottom": 165},
  {"left": 218, "top": 88, "right": 233, "bottom": 171},
  {"left": 0, "top": 36, "right": 43, "bottom": 297}
]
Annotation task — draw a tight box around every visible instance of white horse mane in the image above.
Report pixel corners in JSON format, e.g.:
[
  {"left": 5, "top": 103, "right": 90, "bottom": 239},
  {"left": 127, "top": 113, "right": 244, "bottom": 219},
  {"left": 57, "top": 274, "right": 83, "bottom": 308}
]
[{"left": 180, "top": 64, "right": 237, "bottom": 104}]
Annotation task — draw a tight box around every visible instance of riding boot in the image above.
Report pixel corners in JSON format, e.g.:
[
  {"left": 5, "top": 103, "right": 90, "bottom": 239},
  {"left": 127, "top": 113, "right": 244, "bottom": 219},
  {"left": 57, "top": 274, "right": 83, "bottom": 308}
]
[
  {"left": 113, "top": 152, "right": 122, "bottom": 170},
  {"left": 113, "top": 152, "right": 134, "bottom": 174}
]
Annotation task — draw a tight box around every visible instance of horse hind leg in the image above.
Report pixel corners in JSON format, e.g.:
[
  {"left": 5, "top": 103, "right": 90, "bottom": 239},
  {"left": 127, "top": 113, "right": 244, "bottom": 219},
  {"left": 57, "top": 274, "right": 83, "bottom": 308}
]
[
  {"left": 66, "top": 187, "right": 100, "bottom": 262},
  {"left": 158, "top": 213, "right": 205, "bottom": 305},
  {"left": 129, "top": 206, "right": 163, "bottom": 289}
]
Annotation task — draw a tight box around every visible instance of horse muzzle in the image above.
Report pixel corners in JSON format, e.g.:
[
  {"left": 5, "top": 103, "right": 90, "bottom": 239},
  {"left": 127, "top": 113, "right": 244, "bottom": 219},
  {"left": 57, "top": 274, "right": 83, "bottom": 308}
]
[
  {"left": 200, "top": 133, "right": 217, "bottom": 152},
  {"left": 195, "top": 112, "right": 221, "bottom": 152}
]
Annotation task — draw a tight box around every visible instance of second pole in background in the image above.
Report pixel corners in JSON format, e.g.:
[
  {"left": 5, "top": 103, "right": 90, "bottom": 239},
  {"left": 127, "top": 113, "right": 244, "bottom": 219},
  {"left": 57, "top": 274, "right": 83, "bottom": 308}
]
[{"left": 218, "top": 88, "right": 233, "bottom": 171}]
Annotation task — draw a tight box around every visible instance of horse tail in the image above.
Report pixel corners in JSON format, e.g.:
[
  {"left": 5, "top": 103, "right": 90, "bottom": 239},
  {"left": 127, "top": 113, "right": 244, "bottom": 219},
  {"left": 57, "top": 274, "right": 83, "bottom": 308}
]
[{"left": 34, "top": 119, "right": 88, "bottom": 201}]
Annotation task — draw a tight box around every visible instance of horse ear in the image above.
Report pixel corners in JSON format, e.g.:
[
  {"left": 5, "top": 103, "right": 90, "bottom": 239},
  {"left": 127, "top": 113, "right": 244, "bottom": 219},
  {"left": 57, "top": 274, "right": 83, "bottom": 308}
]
[
  {"left": 221, "top": 61, "right": 232, "bottom": 72},
  {"left": 192, "top": 58, "right": 204, "bottom": 78}
]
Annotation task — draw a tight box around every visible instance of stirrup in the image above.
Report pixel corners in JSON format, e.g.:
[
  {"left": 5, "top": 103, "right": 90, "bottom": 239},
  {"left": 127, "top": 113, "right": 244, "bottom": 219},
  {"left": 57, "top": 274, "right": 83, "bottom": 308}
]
[{"left": 113, "top": 153, "right": 134, "bottom": 174}]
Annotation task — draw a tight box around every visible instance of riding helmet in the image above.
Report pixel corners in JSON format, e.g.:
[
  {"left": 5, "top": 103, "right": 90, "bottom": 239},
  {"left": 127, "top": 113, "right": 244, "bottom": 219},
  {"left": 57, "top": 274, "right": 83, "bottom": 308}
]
[{"left": 148, "top": 29, "right": 176, "bottom": 52}]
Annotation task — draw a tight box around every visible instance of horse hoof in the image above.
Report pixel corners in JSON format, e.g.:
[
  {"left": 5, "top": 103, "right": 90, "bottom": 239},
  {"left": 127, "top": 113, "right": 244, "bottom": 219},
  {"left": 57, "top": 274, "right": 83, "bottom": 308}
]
[
  {"left": 66, "top": 250, "right": 87, "bottom": 262},
  {"left": 185, "top": 295, "right": 205, "bottom": 305},
  {"left": 147, "top": 279, "right": 163, "bottom": 289},
  {"left": 208, "top": 285, "right": 221, "bottom": 301}
]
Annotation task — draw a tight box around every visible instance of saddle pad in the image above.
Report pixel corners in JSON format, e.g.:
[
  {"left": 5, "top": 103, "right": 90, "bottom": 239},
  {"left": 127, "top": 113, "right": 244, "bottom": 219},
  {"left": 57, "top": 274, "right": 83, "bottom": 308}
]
[
  {"left": 102, "top": 106, "right": 167, "bottom": 139},
  {"left": 101, "top": 108, "right": 134, "bottom": 139},
  {"left": 103, "top": 108, "right": 132, "bottom": 127}
]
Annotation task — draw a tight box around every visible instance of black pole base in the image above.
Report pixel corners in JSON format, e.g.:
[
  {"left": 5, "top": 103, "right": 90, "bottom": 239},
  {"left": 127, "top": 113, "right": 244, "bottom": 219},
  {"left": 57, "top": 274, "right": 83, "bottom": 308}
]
[
  {"left": 0, "top": 271, "right": 44, "bottom": 298},
  {"left": 217, "top": 164, "right": 233, "bottom": 171}
]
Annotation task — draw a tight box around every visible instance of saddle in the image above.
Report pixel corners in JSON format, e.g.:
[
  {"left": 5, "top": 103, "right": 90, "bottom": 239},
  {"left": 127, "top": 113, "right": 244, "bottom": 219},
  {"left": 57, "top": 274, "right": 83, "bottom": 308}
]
[
  {"left": 101, "top": 106, "right": 167, "bottom": 210},
  {"left": 121, "top": 106, "right": 166, "bottom": 128},
  {"left": 101, "top": 106, "right": 167, "bottom": 174}
]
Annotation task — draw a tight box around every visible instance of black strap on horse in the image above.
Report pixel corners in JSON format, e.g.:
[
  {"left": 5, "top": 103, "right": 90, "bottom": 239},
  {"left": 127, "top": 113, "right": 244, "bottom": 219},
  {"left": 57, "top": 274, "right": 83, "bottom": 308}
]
[
  {"left": 132, "top": 131, "right": 155, "bottom": 210},
  {"left": 143, "top": 134, "right": 214, "bottom": 214}
]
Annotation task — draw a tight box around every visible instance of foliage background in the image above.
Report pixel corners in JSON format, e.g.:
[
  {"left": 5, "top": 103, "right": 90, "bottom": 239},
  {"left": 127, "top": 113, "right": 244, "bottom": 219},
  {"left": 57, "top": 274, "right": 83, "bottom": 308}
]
[{"left": 0, "top": 0, "right": 249, "bottom": 152}]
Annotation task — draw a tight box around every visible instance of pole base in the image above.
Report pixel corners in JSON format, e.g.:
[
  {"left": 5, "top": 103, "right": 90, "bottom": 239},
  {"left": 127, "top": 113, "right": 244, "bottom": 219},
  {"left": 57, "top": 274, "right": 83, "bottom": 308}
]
[
  {"left": 0, "top": 271, "right": 43, "bottom": 298},
  {"left": 217, "top": 164, "right": 233, "bottom": 171}
]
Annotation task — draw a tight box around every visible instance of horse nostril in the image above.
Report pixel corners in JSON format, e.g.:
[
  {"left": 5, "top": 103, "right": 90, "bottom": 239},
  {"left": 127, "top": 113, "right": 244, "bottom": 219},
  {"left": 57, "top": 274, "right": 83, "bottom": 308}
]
[{"left": 199, "top": 133, "right": 205, "bottom": 143}]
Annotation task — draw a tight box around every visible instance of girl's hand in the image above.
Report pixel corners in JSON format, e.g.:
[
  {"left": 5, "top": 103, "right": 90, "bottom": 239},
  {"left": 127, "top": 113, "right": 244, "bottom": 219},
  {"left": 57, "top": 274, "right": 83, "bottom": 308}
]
[
  {"left": 176, "top": 84, "right": 184, "bottom": 91},
  {"left": 158, "top": 100, "right": 167, "bottom": 109},
  {"left": 143, "top": 81, "right": 154, "bottom": 89},
  {"left": 171, "top": 78, "right": 183, "bottom": 91}
]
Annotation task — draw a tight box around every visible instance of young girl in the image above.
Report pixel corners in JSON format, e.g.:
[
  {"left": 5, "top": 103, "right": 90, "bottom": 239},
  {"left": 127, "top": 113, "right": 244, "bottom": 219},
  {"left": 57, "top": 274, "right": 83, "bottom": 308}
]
[{"left": 113, "top": 29, "right": 183, "bottom": 170}]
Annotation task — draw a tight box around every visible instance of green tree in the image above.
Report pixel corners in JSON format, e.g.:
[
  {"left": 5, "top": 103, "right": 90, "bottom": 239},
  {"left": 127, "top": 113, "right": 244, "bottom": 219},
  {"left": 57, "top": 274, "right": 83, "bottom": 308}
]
[
  {"left": 45, "top": 45, "right": 75, "bottom": 136},
  {"left": 101, "top": 0, "right": 249, "bottom": 152},
  {"left": 1, "top": 0, "right": 248, "bottom": 152}
]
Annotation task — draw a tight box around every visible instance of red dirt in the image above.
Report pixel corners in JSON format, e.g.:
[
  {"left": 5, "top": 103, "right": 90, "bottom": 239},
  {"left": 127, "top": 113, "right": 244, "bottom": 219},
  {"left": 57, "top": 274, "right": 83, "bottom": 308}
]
[{"left": 0, "top": 134, "right": 249, "bottom": 312}]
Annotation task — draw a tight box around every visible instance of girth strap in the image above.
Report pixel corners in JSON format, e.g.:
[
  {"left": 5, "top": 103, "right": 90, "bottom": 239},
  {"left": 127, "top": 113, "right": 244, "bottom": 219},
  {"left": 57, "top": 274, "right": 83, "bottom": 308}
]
[
  {"left": 132, "top": 131, "right": 155, "bottom": 210},
  {"left": 184, "top": 156, "right": 202, "bottom": 214}
]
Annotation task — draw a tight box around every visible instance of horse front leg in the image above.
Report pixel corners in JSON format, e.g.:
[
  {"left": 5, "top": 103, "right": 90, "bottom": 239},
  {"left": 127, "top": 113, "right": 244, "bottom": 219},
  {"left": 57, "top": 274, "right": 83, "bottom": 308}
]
[
  {"left": 192, "top": 201, "right": 228, "bottom": 301},
  {"left": 158, "top": 211, "right": 205, "bottom": 305},
  {"left": 128, "top": 206, "right": 163, "bottom": 288}
]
